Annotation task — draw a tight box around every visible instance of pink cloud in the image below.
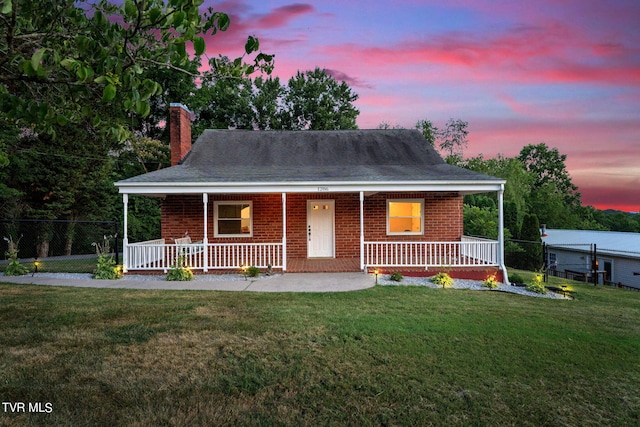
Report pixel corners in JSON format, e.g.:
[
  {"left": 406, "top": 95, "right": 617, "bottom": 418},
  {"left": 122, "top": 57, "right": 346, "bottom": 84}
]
[
  {"left": 254, "top": 3, "right": 314, "bottom": 29},
  {"left": 325, "top": 69, "right": 374, "bottom": 89}
]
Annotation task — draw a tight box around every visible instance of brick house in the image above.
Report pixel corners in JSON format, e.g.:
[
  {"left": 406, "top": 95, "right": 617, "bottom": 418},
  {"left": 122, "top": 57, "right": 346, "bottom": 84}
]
[{"left": 116, "top": 104, "right": 507, "bottom": 280}]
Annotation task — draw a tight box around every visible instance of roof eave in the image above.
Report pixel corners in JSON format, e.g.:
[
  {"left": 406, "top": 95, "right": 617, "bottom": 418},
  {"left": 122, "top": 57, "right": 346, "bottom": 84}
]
[{"left": 116, "top": 179, "right": 506, "bottom": 195}]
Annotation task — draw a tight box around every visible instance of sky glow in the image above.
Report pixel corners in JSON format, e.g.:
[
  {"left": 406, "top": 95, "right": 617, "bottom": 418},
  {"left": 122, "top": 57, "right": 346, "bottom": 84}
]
[{"left": 200, "top": 0, "right": 640, "bottom": 212}]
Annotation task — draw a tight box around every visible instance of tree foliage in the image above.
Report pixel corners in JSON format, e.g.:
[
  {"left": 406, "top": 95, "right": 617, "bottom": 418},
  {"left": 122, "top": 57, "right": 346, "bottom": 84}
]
[
  {"left": 518, "top": 213, "right": 543, "bottom": 271},
  {"left": 438, "top": 118, "right": 468, "bottom": 163},
  {"left": 0, "top": 0, "right": 273, "bottom": 142},
  {"left": 282, "top": 68, "right": 359, "bottom": 130},
  {"left": 190, "top": 66, "right": 360, "bottom": 132},
  {"left": 518, "top": 143, "right": 581, "bottom": 207}
]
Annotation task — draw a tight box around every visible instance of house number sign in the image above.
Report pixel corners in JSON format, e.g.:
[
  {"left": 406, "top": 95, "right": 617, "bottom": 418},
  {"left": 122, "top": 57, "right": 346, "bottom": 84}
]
[{"left": 317, "top": 186, "right": 329, "bottom": 192}]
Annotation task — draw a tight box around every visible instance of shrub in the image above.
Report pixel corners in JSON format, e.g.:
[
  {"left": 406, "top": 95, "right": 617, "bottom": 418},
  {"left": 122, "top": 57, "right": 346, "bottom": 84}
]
[
  {"left": 526, "top": 274, "right": 547, "bottom": 294},
  {"left": 5, "top": 258, "right": 29, "bottom": 276},
  {"left": 92, "top": 237, "right": 122, "bottom": 280},
  {"left": 3, "top": 235, "right": 29, "bottom": 276},
  {"left": 508, "top": 272, "right": 525, "bottom": 284},
  {"left": 431, "top": 272, "right": 454, "bottom": 288},
  {"left": 389, "top": 272, "right": 403, "bottom": 282},
  {"left": 93, "top": 254, "right": 123, "bottom": 280},
  {"left": 483, "top": 274, "right": 499, "bottom": 289},
  {"left": 166, "top": 255, "right": 194, "bottom": 281},
  {"left": 246, "top": 266, "right": 260, "bottom": 278}
]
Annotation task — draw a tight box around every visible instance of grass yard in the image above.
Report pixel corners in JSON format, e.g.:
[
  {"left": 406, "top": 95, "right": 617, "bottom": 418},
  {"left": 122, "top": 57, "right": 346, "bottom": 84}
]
[
  {"left": 0, "top": 256, "right": 98, "bottom": 274},
  {"left": 1, "top": 273, "right": 639, "bottom": 426}
]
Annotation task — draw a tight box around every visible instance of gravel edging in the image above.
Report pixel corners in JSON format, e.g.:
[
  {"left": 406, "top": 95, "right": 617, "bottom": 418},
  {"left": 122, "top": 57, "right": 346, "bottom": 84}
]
[{"left": 377, "top": 276, "right": 569, "bottom": 299}]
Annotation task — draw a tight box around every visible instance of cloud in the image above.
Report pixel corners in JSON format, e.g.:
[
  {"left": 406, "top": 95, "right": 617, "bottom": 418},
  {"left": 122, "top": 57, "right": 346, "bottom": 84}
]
[
  {"left": 254, "top": 3, "right": 315, "bottom": 29},
  {"left": 325, "top": 69, "right": 374, "bottom": 89},
  {"left": 318, "top": 21, "right": 640, "bottom": 87}
]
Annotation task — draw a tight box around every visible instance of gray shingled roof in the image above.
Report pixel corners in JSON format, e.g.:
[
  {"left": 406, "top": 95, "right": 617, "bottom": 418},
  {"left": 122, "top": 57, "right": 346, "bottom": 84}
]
[{"left": 117, "top": 129, "right": 501, "bottom": 185}]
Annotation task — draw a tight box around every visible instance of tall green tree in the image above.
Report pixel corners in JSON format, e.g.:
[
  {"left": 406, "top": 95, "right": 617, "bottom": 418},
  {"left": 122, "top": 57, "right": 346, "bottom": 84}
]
[
  {"left": 519, "top": 213, "right": 543, "bottom": 271},
  {"left": 463, "top": 154, "right": 533, "bottom": 235},
  {"left": 518, "top": 143, "right": 581, "bottom": 207},
  {"left": 283, "top": 68, "right": 359, "bottom": 130},
  {"left": 191, "top": 57, "right": 255, "bottom": 134},
  {"left": 252, "top": 76, "right": 287, "bottom": 130}
]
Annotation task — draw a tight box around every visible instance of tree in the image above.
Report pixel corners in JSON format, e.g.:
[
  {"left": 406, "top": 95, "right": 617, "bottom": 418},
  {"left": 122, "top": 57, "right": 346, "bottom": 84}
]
[
  {"left": 518, "top": 143, "right": 581, "bottom": 207},
  {"left": 463, "top": 154, "right": 533, "bottom": 234},
  {"left": 438, "top": 118, "right": 468, "bottom": 164},
  {"left": 252, "top": 76, "right": 287, "bottom": 130},
  {"left": 5, "top": 124, "right": 117, "bottom": 256},
  {"left": 0, "top": 0, "right": 273, "bottom": 143},
  {"left": 283, "top": 68, "right": 359, "bottom": 130},
  {"left": 415, "top": 119, "right": 438, "bottom": 146},
  {"left": 191, "top": 57, "right": 255, "bottom": 134},
  {"left": 519, "top": 213, "right": 543, "bottom": 271}
]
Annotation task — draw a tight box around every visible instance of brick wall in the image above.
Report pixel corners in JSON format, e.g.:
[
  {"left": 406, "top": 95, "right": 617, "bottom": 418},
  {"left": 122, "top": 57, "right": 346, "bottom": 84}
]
[
  {"left": 161, "top": 191, "right": 462, "bottom": 254},
  {"left": 364, "top": 192, "right": 462, "bottom": 241},
  {"left": 161, "top": 194, "right": 282, "bottom": 243}
]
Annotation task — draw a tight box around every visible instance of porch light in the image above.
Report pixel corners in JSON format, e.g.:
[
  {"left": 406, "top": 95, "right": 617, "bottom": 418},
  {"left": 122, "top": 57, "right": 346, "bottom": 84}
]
[{"left": 32, "top": 258, "right": 40, "bottom": 277}]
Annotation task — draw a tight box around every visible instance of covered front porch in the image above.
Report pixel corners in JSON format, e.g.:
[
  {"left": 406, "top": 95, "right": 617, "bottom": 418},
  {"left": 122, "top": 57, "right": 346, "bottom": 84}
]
[{"left": 120, "top": 189, "right": 505, "bottom": 277}]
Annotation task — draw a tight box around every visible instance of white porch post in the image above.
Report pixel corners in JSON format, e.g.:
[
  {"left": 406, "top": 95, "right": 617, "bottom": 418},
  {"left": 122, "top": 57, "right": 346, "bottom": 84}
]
[
  {"left": 202, "top": 193, "right": 209, "bottom": 272},
  {"left": 498, "top": 184, "right": 508, "bottom": 283},
  {"left": 360, "top": 191, "right": 365, "bottom": 271},
  {"left": 282, "top": 192, "right": 287, "bottom": 272},
  {"left": 122, "top": 194, "right": 129, "bottom": 273}
]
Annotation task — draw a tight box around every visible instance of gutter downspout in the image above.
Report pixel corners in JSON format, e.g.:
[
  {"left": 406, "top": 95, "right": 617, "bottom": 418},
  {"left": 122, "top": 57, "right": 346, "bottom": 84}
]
[{"left": 498, "top": 184, "right": 509, "bottom": 285}]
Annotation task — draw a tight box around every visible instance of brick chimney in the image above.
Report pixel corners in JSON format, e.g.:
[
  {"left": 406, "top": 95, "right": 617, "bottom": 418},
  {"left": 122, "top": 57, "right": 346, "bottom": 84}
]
[{"left": 169, "top": 103, "right": 192, "bottom": 166}]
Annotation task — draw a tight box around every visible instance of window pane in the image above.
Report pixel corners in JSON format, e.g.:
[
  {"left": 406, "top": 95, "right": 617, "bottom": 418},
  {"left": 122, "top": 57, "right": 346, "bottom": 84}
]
[
  {"left": 216, "top": 203, "right": 251, "bottom": 235},
  {"left": 388, "top": 200, "right": 422, "bottom": 234},
  {"left": 389, "top": 217, "right": 421, "bottom": 233},
  {"left": 218, "top": 219, "right": 242, "bottom": 234},
  {"left": 389, "top": 202, "right": 420, "bottom": 217},
  {"left": 218, "top": 204, "right": 245, "bottom": 219}
]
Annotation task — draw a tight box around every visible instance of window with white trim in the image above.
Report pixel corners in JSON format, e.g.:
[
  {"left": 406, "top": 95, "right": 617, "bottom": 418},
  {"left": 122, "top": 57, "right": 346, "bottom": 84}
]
[
  {"left": 214, "top": 201, "right": 252, "bottom": 237},
  {"left": 387, "top": 199, "right": 424, "bottom": 235}
]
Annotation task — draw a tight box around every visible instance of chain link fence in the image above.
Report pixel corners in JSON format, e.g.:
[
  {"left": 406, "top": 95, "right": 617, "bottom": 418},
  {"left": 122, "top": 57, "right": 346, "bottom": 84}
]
[{"left": 1, "top": 219, "right": 119, "bottom": 274}]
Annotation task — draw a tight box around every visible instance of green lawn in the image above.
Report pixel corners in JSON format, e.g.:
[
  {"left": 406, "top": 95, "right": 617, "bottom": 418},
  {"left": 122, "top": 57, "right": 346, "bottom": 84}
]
[
  {"left": 1, "top": 273, "right": 638, "bottom": 426},
  {"left": 0, "top": 256, "right": 98, "bottom": 274}
]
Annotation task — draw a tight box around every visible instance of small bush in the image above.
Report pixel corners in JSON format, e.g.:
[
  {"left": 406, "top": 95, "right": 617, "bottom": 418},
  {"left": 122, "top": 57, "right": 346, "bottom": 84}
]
[
  {"left": 526, "top": 274, "right": 547, "bottom": 294},
  {"left": 92, "top": 237, "right": 122, "bottom": 280},
  {"left": 166, "top": 255, "right": 194, "bottom": 281},
  {"left": 509, "top": 272, "right": 525, "bottom": 284},
  {"left": 483, "top": 274, "right": 499, "bottom": 289},
  {"left": 5, "top": 258, "right": 29, "bottom": 276},
  {"left": 93, "top": 254, "right": 123, "bottom": 280},
  {"left": 431, "top": 272, "right": 454, "bottom": 288},
  {"left": 3, "top": 235, "right": 29, "bottom": 276},
  {"left": 389, "top": 272, "right": 403, "bottom": 282},
  {"left": 246, "top": 266, "right": 260, "bottom": 278}
]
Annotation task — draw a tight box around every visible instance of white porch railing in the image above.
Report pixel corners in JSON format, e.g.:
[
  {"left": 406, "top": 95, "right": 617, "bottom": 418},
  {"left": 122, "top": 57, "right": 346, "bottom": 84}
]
[
  {"left": 208, "top": 243, "right": 282, "bottom": 270},
  {"left": 364, "top": 237, "right": 499, "bottom": 268},
  {"left": 125, "top": 240, "right": 282, "bottom": 271},
  {"left": 126, "top": 238, "right": 496, "bottom": 271}
]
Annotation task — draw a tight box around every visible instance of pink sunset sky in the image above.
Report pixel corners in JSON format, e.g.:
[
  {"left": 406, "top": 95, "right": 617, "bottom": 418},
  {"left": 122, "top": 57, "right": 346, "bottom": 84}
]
[{"left": 198, "top": 0, "right": 640, "bottom": 212}]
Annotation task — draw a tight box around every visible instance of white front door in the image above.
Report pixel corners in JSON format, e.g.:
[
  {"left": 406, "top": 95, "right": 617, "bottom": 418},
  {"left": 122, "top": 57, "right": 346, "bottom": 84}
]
[{"left": 307, "top": 200, "right": 335, "bottom": 258}]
